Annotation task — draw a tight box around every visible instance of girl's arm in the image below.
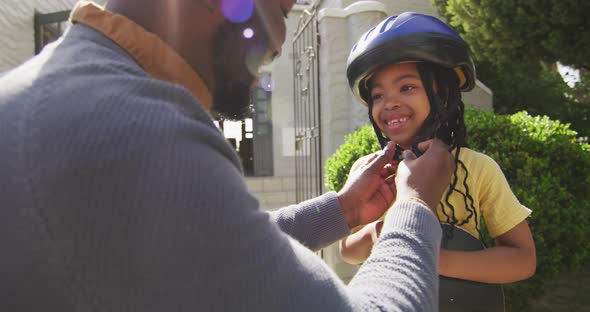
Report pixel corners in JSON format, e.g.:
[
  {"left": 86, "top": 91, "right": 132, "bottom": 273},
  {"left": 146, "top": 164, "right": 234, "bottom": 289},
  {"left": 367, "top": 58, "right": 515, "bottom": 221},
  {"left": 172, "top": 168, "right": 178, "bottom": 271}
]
[
  {"left": 340, "top": 220, "right": 384, "bottom": 264},
  {"left": 439, "top": 220, "right": 536, "bottom": 283}
]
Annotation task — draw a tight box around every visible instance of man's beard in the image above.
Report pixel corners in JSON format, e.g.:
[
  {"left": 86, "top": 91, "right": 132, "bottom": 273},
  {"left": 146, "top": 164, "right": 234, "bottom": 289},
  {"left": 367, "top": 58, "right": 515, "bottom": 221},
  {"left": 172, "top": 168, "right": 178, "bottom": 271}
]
[{"left": 210, "top": 20, "right": 268, "bottom": 120}]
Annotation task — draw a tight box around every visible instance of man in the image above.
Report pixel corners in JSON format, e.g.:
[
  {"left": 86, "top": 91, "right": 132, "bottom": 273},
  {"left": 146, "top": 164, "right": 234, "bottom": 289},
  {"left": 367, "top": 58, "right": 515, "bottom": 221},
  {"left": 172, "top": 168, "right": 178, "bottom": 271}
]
[{"left": 0, "top": 0, "right": 453, "bottom": 311}]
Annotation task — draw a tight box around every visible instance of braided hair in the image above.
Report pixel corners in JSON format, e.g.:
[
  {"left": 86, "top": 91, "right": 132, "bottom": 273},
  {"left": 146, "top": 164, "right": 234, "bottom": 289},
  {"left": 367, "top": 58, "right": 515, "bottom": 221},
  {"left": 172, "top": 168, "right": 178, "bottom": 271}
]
[{"left": 416, "top": 62, "right": 485, "bottom": 242}]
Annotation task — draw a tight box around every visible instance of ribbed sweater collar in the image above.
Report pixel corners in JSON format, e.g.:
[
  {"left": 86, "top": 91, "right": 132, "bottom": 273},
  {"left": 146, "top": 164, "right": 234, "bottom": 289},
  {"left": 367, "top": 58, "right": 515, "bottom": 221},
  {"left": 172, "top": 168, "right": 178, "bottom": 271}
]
[{"left": 70, "top": 1, "right": 213, "bottom": 111}]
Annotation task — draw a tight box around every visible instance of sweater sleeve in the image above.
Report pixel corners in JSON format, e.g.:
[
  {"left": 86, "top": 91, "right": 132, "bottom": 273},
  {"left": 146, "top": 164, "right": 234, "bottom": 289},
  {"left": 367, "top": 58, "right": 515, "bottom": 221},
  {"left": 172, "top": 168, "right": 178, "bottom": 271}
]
[
  {"left": 268, "top": 192, "right": 350, "bottom": 250},
  {"left": 349, "top": 202, "right": 442, "bottom": 311}
]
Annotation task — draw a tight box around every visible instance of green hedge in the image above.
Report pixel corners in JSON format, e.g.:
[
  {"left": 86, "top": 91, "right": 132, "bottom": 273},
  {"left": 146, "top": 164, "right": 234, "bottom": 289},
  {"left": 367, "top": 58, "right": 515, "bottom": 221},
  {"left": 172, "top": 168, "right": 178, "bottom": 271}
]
[{"left": 325, "top": 109, "right": 590, "bottom": 311}]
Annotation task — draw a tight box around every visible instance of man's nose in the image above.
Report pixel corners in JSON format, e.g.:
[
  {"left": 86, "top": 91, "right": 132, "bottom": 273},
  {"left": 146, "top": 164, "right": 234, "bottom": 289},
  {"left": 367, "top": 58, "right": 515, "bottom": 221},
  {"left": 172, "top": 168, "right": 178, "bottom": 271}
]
[{"left": 268, "top": 37, "right": 283, "bottom": 63}]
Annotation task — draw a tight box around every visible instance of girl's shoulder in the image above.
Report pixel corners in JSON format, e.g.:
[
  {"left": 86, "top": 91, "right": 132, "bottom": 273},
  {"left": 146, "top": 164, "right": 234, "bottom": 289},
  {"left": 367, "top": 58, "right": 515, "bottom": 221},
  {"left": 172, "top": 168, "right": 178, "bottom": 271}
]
[
  {"left": 457, "top": 147, "right": 507, "bottom": 183},
  {"left": 457, "top": 147, "right": 499, "bottom": 167}
]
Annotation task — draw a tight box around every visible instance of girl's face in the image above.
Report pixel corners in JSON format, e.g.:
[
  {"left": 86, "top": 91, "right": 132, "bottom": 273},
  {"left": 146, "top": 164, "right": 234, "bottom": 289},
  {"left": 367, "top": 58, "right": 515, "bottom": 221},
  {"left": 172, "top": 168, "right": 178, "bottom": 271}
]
[{"left": 369, "top": 62, "right": 431, "bottom": 149}]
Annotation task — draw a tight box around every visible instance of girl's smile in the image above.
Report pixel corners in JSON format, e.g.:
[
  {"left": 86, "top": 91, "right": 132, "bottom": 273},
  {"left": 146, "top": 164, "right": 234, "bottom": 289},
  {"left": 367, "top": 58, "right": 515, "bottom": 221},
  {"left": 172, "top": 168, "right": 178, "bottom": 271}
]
[{"left": 382, "top": 113, "right": 410, "bottom": 131}]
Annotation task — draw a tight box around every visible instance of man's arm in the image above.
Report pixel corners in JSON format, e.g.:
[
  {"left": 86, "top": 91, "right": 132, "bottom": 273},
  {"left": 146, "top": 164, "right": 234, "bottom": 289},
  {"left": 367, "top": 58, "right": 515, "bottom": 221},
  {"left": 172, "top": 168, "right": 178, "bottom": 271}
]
[
  {"left": 350, "top": 202, "right": 441, "bottom": 311},
  {"left": 268, "top": 192, "right": 350, "bottom": 251},
  {"left": 268, "top": 145, "right": 398, "bottom": 251}
]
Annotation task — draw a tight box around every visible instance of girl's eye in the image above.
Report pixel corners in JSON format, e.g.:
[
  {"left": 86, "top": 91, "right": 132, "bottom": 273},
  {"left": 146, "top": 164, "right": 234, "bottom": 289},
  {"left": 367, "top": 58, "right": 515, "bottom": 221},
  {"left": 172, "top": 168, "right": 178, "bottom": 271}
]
[
  {"left": 371, "top": 94, "right": 383, "bottom": 101},
  {"left": 401, "top": 85, "right": 415, "bottom": 92}
]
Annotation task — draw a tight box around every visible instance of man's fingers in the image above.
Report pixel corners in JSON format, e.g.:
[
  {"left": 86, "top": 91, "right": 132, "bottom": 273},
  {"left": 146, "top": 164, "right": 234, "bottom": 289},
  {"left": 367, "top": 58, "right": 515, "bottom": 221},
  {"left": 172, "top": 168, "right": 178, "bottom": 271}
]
[
  {"left": 416, "top": 139, "right": 434, "bottom": 153},
  {"left": 421, "top": 138, "right": 449, "bottom": 156},
  {"left": 402, "top": 149, "right": 416, "bottom": 161},
  {"left": 365, "top": 141, "right": 396, "bottom": 173},
  {"left": 362, "top": 153, "right": 379, "bottom": 167},
  {"left": 380, "top": 183, "right": 396, "bottom": 205},
  {"left": 380, "top": 162, "right": 396, "bottom": 176},
  {"left": 381, "top": 141, "right": 396, "bottom": 160}
]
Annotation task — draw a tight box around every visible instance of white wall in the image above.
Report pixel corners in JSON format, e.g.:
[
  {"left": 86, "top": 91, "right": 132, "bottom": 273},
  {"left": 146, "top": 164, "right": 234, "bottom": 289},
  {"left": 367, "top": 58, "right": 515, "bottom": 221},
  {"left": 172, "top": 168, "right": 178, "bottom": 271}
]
[
  {"left": 263, "top": 5, "right": 308, "bottom": 177},
  {"left": 379, "top": 0, "right": 440, "bottom": 17},
  {"left": 320, "top": 0, "right": 344, "bottom": 9},
  {"left": 0, "top": 0, "right": 108, "bottom": 73}
]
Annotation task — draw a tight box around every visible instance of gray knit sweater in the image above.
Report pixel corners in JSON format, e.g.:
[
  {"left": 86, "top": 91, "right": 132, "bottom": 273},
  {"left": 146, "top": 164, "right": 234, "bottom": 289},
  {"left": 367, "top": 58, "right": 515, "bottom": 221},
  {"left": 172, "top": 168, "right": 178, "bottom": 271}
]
[{"left": 0, "top": 24, "right": 441, "bottom": 311}]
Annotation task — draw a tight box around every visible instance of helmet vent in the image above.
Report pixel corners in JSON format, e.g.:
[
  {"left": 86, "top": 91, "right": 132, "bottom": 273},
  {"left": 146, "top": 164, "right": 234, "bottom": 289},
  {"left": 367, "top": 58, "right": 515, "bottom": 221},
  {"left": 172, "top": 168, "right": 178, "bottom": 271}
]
[
  {"left": 380, "top": 15, "right": 398, "bottom": 33},
  {"left": 364, "top": 26, "right": 377, "bottom": 41}
]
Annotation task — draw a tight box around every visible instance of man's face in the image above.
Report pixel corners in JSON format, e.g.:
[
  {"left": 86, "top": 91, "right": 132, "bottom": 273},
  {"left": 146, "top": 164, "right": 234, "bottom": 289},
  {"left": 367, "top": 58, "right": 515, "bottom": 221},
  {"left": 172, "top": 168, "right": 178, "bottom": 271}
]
[{"left": 211, "top": 0, "right": 295, "bottom": 120}]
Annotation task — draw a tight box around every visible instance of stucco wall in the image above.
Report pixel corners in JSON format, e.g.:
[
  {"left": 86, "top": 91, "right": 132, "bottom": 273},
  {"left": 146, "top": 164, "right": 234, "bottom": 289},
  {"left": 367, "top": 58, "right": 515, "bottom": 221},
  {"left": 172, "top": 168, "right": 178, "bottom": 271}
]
[
  {"left": 379, "top": 0, "right": 440, "bottom": 17},
  {"left": 0, "top": 0, "right": 108, "bottom": 73},
  {"left": 264, "top": 5, "right": 306, "bottom": 177},
  {"left": 324, "top": 0, "right": 441, "bottom": 16},
  {"left": 319, "top": 0, "right": 344, "bottom": 9}
]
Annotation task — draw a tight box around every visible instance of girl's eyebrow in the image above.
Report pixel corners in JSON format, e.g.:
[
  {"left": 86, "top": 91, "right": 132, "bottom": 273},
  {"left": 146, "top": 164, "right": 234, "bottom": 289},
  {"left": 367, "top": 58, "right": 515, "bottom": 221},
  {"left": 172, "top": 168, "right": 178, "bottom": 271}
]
[
  {"left": 392, "top": 74, "right": 420, "bottom": 83},
  {"left": 372, "top": 74, "right": 420, "bottom": 89}
]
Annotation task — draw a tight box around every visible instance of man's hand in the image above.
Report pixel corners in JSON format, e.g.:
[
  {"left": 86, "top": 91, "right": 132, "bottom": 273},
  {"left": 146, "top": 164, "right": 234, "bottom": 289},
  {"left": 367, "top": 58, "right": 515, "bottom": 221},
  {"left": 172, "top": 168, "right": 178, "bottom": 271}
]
[
  {"left": 395, "top": 139, "right": 455, "bottom": 212},
  {"left": 337, "top": 141, "right": 400, "bottom": 229}
]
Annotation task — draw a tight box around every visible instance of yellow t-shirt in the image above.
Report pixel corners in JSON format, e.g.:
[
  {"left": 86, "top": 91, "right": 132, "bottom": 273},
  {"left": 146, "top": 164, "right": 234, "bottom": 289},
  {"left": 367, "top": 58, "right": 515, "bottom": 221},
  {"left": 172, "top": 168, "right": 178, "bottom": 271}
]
[{"left": 351, "top": 147, "right": 531, "bottom": 239}]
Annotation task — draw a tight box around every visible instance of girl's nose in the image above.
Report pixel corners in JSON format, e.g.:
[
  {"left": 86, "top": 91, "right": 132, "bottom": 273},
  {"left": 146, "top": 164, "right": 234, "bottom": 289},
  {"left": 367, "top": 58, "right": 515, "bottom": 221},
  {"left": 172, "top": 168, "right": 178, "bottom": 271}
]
[{"left": 383, "top": 94, "right": 401, "bottom": 110}]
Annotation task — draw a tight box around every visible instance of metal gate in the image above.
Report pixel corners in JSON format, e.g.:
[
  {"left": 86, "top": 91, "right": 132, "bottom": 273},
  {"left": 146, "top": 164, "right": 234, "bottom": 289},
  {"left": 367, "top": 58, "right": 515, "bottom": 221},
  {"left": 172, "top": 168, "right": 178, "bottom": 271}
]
[{"left": 293, "top": 7, "right": 322, "bottom": 203}]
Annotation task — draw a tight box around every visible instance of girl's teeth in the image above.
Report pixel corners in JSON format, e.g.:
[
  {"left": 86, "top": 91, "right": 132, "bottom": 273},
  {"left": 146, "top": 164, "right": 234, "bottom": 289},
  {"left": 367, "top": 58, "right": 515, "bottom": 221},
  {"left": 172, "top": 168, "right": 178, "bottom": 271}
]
[{"left": 387, "top": 117, "right": 407, "bottom": 125}]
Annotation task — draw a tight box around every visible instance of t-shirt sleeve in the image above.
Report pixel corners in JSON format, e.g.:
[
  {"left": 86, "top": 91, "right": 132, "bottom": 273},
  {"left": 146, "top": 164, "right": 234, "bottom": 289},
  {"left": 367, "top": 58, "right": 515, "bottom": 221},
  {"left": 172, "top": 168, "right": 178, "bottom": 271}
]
[{"left": 478, "top": 154, "right": 532, "bottom": 238}]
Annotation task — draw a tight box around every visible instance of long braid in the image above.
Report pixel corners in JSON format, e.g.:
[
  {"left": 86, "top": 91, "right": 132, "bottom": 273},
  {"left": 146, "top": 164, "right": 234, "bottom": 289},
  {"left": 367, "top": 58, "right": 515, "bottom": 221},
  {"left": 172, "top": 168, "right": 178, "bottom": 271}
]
[
  {"left": 416, "top": 63, "right": 483, "bottom": 240},
  {"left": 458, "top": 159, "right": 487, "bottom": 245}
]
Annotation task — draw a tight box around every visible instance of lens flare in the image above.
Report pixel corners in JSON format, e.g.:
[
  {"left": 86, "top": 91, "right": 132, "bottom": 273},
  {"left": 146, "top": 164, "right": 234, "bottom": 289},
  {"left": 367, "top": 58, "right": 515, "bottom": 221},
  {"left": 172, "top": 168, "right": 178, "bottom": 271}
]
[
  {"left": 259, "top": 72, "right": 274, "bottom": 92},
  {"left": 220, "top": 0, "right": 254, "bottom": 23},
  {"left": 243, "top": 27, "right": 254, "bottom": 39}
]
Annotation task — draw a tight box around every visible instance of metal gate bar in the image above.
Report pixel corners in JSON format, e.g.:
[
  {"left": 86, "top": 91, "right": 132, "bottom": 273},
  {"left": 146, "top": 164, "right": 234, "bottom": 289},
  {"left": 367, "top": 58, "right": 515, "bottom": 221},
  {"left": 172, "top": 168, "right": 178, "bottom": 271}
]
[{"left": 293, "top": 7, "right": 322, "bottom": 204}]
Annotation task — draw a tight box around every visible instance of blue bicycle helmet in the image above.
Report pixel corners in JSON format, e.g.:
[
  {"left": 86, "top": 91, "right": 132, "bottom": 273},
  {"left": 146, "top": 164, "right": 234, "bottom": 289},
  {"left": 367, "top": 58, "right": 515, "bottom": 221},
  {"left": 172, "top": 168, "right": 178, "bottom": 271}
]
[{"left": 347, "top": 12, "right": 476, "bottom": 106}]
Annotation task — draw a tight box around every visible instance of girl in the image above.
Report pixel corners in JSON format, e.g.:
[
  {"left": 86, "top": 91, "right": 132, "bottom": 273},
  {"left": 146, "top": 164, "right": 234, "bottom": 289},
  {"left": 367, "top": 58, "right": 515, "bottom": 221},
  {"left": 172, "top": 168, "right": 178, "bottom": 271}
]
[{"left": 341, "top": 12, "right": 536, "bottom": 310}]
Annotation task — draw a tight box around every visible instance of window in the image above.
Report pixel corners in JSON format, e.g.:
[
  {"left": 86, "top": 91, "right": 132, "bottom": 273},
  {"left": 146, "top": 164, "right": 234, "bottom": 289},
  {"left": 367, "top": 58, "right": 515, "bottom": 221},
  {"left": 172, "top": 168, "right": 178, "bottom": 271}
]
[
  {"left": 214, "top": 74, "right": 274, "bottom": 176},
  {"left": 34, "top": 10, "right": 71, "bottom": 54}
]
